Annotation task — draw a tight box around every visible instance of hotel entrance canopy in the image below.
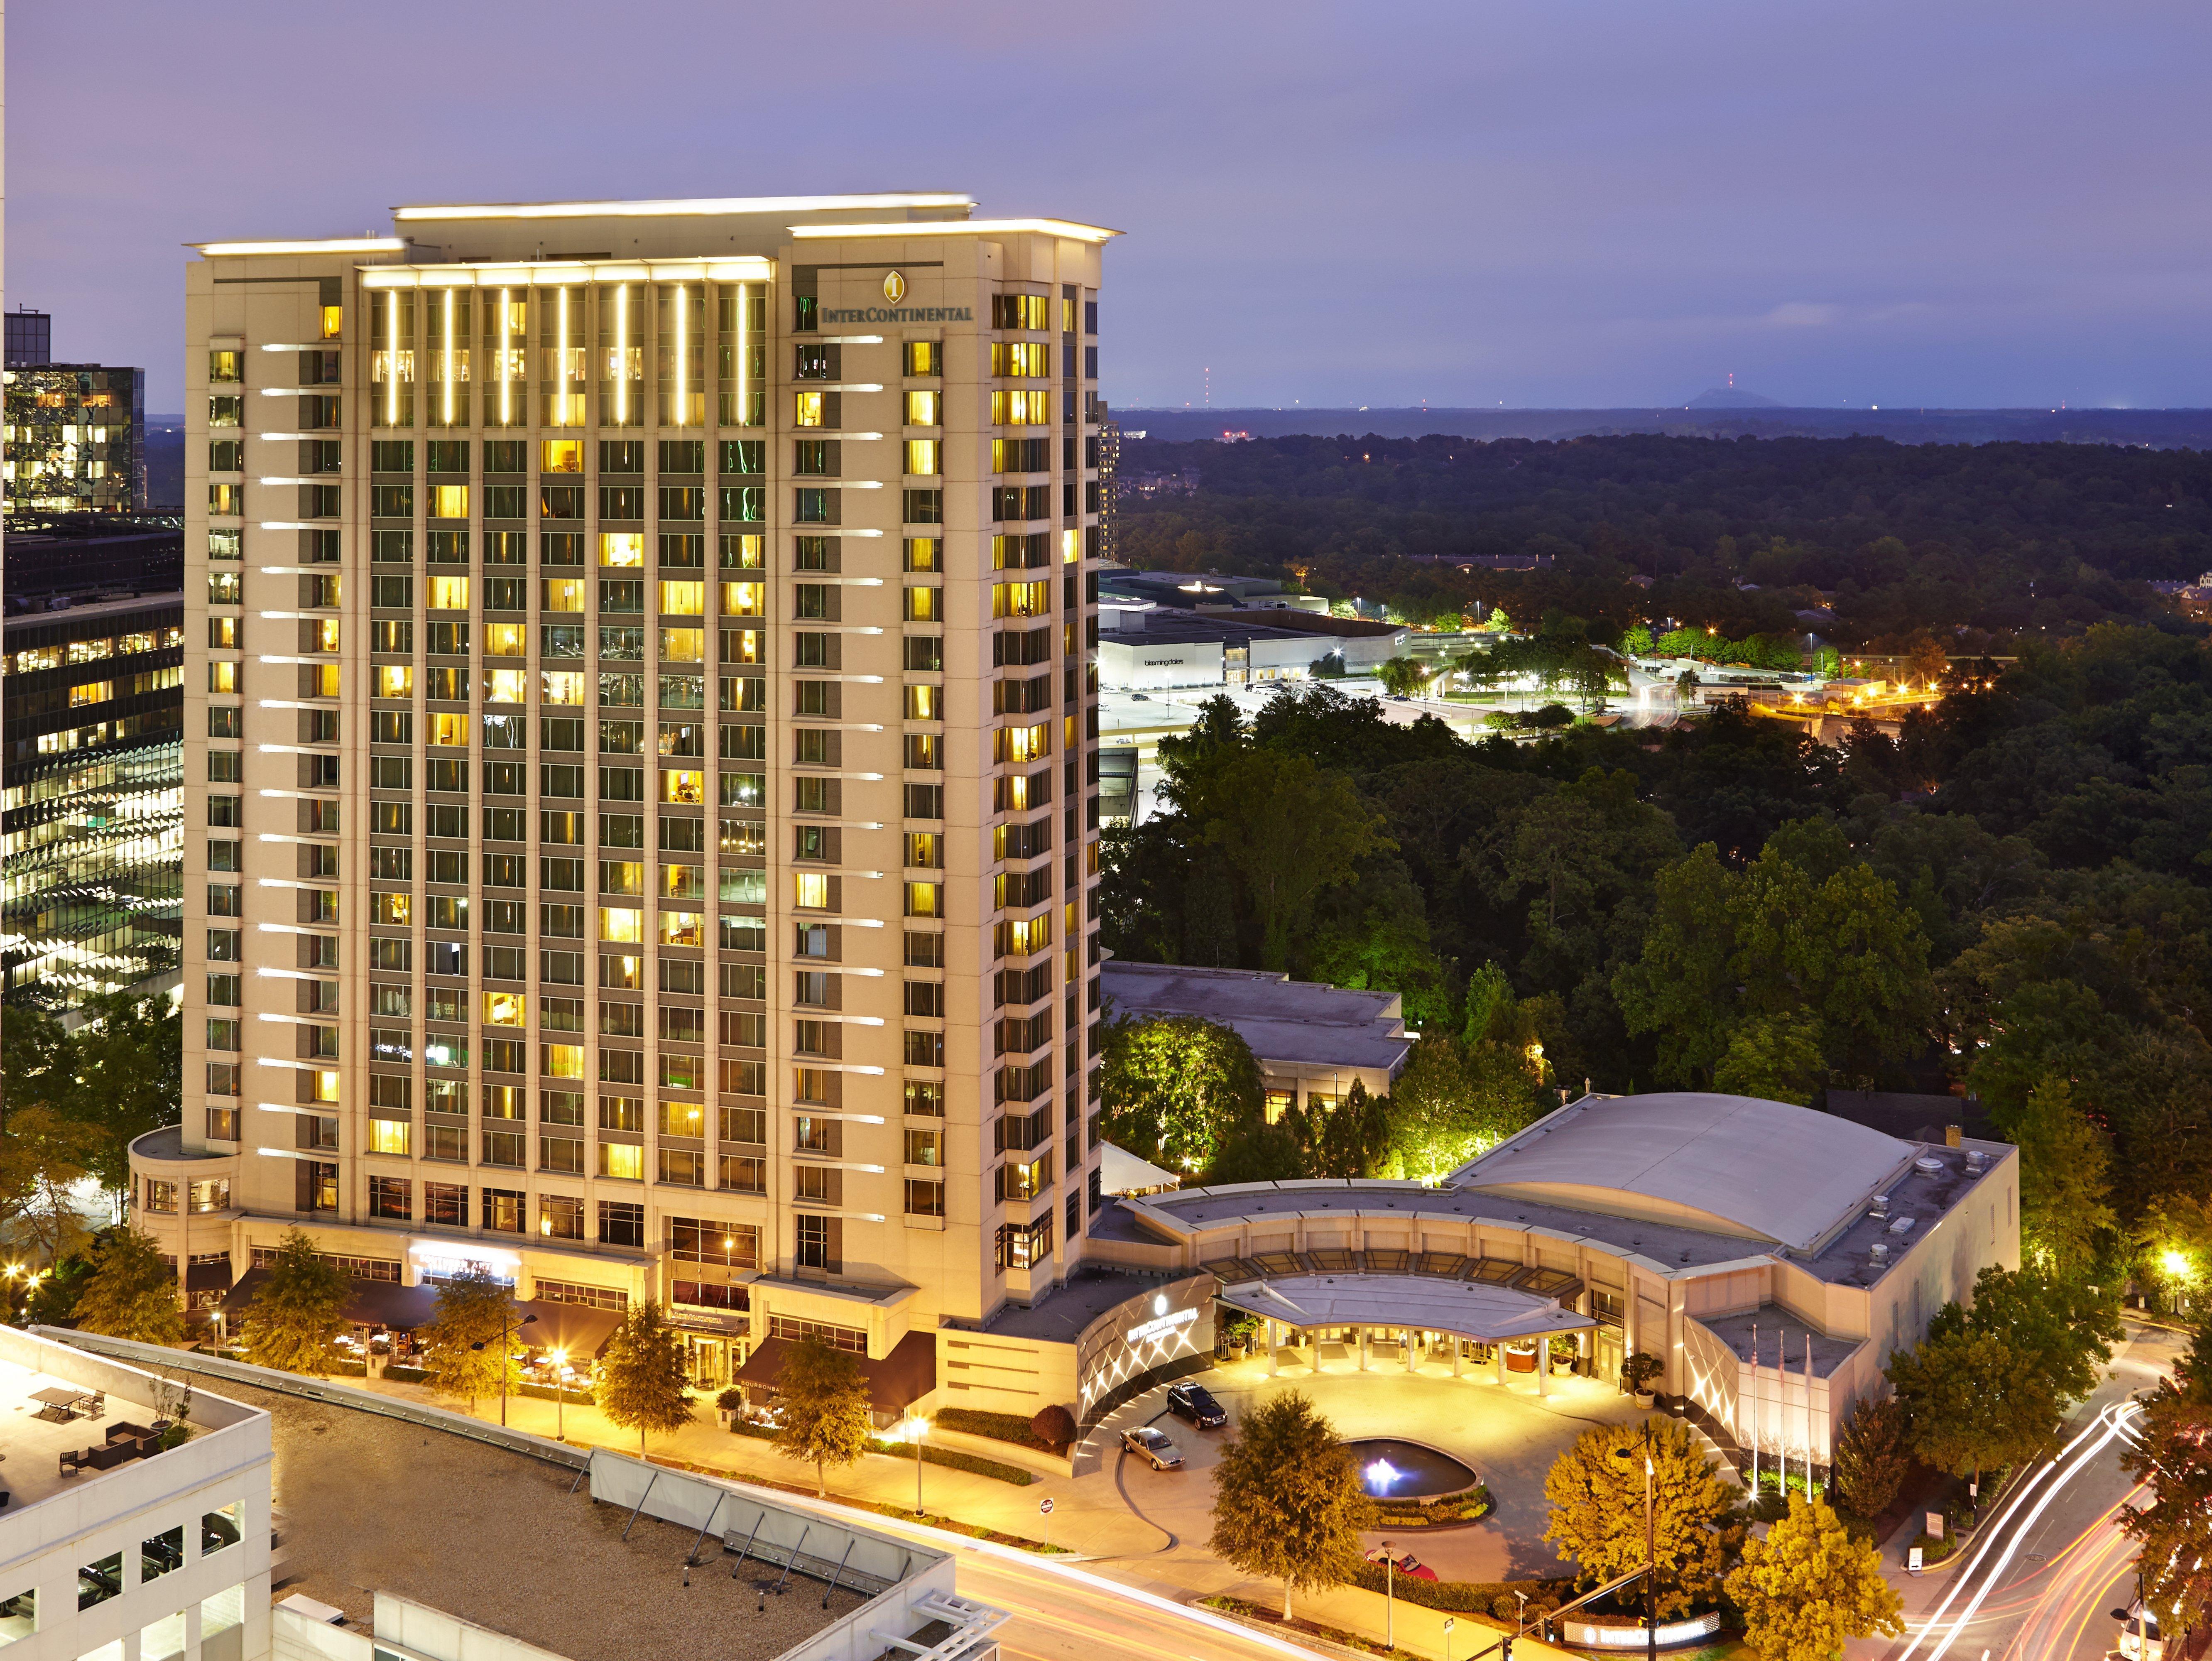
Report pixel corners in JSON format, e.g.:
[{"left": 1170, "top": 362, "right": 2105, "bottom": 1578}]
[{"left": 1215, "top": 1272, "right": 1595, "bottom": 1344}]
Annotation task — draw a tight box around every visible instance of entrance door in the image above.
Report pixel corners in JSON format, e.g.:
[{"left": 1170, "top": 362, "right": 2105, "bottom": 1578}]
[
  {"left": 1595, "top": 1328, "right": 1624, "bottom": 1390},
  {"left": 683, "top": 1334, "right": 729, "bottom": 1387}
]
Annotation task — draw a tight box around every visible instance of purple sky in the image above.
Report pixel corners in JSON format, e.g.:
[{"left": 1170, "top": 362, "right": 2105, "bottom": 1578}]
[{"left": 12, "top": 0, "right": 2211, "bottom": 412}]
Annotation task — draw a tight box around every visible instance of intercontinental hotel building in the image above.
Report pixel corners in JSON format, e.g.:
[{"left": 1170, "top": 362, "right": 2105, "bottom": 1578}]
[{"left": 137, "top": 194, "right": 1114, "bottom": 1401}]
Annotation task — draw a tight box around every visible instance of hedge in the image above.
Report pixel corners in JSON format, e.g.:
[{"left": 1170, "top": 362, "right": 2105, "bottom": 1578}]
[
  {"left": 1346, "top": 1568, "right": 1573, "bottom": 1618},
  {"left": 932, "top": 1407, "right": 1055, "bottom": 1453},
  {"left": 383, "top": 1365, "right": 428, "bottom": 1384},
  {"left": 517, "top": 1381, "right": 596, "bottom": 1406}
]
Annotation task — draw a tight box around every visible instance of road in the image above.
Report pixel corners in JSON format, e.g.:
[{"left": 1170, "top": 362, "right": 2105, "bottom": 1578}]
[{"left": 1875, "top": 1321, "right": 2183, "bottom": 1661}]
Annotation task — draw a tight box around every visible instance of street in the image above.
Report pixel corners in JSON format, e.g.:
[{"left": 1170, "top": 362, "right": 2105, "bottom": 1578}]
[{"left": 1871, "top": 1321, "right": 2183, "bottom": 1661}]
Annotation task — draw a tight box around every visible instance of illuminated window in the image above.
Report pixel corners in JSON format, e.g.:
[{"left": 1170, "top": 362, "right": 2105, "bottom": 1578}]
[
  {"left": 661, "top": 629, "right": 705, "bottom": 665},
  {"left": 485, "top": 621, "right": 527, "bottom": 656},
  {"left": 904, "top": 881, "right": 941, "bottom": 918},
  {"left": 542, "top": 578, "right": 585, "bottom": 612},
  {"left": 428, "top": 712, "right": 468, "bottom": 747},
  {"left": 368, "top": 1119, "right": 412, "bottom": 1156},
  {"left": 1063, "top": 528, "right": 1082, "bottom": 563},
  {"left": 431, "top": 485, "right": 470, "bottom": 519},
  {"left": 904, "top": 341, "right": 942, "bottom": 377},
  {"left": 905, "top": 588, "right": 941, "bottom": 623},
  {"left": 903, "top": 439, "right": 939, "bottom": 476},
  {"left": 992, "top": 581, "right": 1049, "bottom": 619},
  {"left": 372, "top": 893, "right": 411, "bottom": 926},
  {"left": 312, "top": 1070, "right": 340, "bottom": 1104},
  {"left": 541, "top": 439, "right": 582, "bottom": 473},
  {"left": 322, "top": 304, "right": 344, "bottom": 340},
  {"left": 794, "top": 873, "right": 830, "bottom": 911},
  {"left": 904, "top": 538, "right": 942, "bottom": 573},
  {"left": 375, "top": 665, "right": 414, "bottom": 698},
  {"left": 659, "top": 911, "right": 704, "bottom": 948},
  {"left": 427, "top": 575, "right": 470, "bottom": 612},
  {"left": 541, "top": 1043, "right": 584, "bottom": 1079},
  {"left": 208, "top": 662, "right": 237, "bottom": 693},
  {"left": 661, "top": 769, "right": 705, "bottom": 804},
  {"left": 599, "top": 907, "right": 642, "bottom": 943},
  {"left": 482, "top": 991, "right": 526, "bottom": 1027},
  {"left": 793, "top": 390, "right": 825, "bottom": 427},
  {"left": 719, "top": 581, "right": 764, "bottom": 617},
  {"left": 905, "top": 684, "right": 939, "bottom": 720},
  {"left": 658, "top": 581, "right": 704, "bottom": 616},
  {"left": 484, "top": 668, "right": 527, "bottom": 703},
  {"left": 904, "top": 389, "right": 940, "bottom": 426},
  {"left": 541, "top": 670, "right": 585, "bottom": 705},
  {"left": 598, "top": 1143, "right": 644, "bottom": 1182},
  {"left": 599, "top": 532, "right": 645, "bottom": 568}
]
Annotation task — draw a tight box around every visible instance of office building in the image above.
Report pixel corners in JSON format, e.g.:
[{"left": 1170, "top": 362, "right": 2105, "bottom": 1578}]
[
  {"left": 5, "top": 360, "right": 148, "bottom": 514},
  {"left": 142, "top": 194, "right": 1112, "bottom": 1401},
  {"left": 8, "top": 306, "right": 53, "bottom": 368},
  {"left": 0, "top": 1325, "right": 274, "bottom": 1661},
  {"left": 2, "top": 594, "right": 186, "bottom": 997}
]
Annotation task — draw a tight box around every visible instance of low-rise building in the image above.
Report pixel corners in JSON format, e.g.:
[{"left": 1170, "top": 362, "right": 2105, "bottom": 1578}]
[
  {"left": 0, "top": 1326, "right": 274, "bottom": 1661},
  {"left": 1084, "top": 1090, "right": 2019, "bottom": 1471},
  {"left": 1099, "top": 960, "right": 1411, "bottom": 1116}
]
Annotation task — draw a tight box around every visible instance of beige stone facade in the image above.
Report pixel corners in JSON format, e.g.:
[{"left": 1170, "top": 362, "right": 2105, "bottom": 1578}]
[{"left": 146, "top": 195, "right": 1113, "bottom": 1394}]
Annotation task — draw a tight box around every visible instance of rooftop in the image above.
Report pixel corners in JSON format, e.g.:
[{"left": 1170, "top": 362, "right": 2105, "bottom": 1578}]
[
  {"left": 204, "top": 1375, "right": 875, "bottom": 1661},
  {"left": 1216, "top": 1273, "right": 1593, "bottom": 1344},
  {"left": 1100, "top": 961, "right": 1411, "bottom": 1076},
  {"left": 1453, "top": 1092, "right": 1918, "bottom": 1254},
  {"left": 1096, "top": 608, "right": 1333, "bottom": 648},
  {"left": 952, "top": 1269, "right": 1174, "bottom": 1344}
]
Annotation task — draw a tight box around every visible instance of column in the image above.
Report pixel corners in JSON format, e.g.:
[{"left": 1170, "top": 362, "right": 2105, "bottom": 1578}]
[
  {"left": 1495, "top": 1343, "right": 1507, "bottom": 1387},
  {"left": 1452, "top": 1337, "right": 1463, "bottom": 1379},
  {"left": 1537, "top": 1335, "right": 1550, "bottom": 1397},
  {"left": 1404, "top": 1329, "right": 1416, "bottom": 1374},
  {"left": 1267, "top": 1318, "right": 1278, "bottom": 1377},
  {"left": 1358, "top": 1327, "right": 1369, "bottom": 1372}
]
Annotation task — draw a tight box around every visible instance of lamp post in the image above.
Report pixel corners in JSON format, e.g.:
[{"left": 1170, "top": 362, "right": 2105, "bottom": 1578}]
[
  {"left": 1612, "top": 1425, "right": 1657, "bottom": 1661},
  {"left": 547, "top": 1347, "right": 569, "bottom": 1441},
  {"left": 1364, "top": 1542, "right": 1397, "bottom": 1651},
  {"left": 907, "top": 1412, "right": 929, "bottom": 1514},
  {"left": 470, "top": 1309, "right": 538, "bottom": 1426}
]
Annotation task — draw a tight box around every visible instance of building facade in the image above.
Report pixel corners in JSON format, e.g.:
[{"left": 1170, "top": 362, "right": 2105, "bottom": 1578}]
[
  {"left": 141, "top": 194, "right": 1112, "bottom": 1389},
  {"left": 2, "top": 595, "right": 186, "bottom": 997},
  {"left": 4, "top": 363, "right": 148, "bottom": 514}
]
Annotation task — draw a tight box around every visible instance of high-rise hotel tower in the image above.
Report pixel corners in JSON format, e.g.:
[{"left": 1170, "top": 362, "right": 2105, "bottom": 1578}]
[{"left": 140, "top": 195, "right": 1114, "bottom": 1396}]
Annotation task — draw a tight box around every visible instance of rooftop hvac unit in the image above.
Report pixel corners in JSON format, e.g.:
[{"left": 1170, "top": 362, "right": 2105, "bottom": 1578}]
[
  {"left": 1965, "top": 1150, "right": 1987, "bottom": 1174},
  {"left": 1870, "top": 1242, "right": 1889, "bottom": 1266},
  {"left": 1869, "top": 1194, "right": 1890, "bottom": 1218},
  {"left": 1887, "top": 1215, "right": 1917, "bottom": 1235},
  {"left": 1914, "top": 1155, "right": 1947, "bottom": 1177}
]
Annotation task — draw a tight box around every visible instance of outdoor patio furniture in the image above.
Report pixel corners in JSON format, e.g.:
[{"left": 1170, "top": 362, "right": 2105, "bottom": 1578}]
[
  {"left": 85, "top": 1443, "right": 127, "bottom": 1472},
  {"left": 33, "top": 1405, "right": 70, "bottom": 1424},
  {"left": 82, "top": 1391, "right": 105, "bottom": 1420},
  {"left": 104, "top": 1421, "right": 157, "bottom": 1448},
  {"left": 59, "top": 1449, "right": 83, "bottom": 1477}
]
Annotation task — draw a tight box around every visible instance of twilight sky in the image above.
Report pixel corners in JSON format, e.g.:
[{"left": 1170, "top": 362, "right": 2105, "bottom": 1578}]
[{"left": 12, "top": 0, "right": 2212, "bottom": 413}]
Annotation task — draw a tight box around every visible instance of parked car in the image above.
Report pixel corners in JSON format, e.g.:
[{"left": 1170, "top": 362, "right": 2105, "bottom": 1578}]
[
  {"left": 1380, "top": 1548, "right": 1440, "bottom": 1583},
  {"left": 1121, "top": 1425, "right": 1184, "bottom": 1470},
  {"left": 1165, "top": 1382, "right": 1227, "bottom": 1429},
  {"left": 2116, "top": 1599, "right": 2165, "bottom": 1661}
]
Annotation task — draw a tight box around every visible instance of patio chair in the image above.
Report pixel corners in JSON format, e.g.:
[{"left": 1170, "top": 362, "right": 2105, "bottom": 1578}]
[
  {"left": 83, "top": 1392, "right": 106, "bottom": 1421},
  {"left": 58, "top": 1448, "right": 83, "bottom": 1478},
  {"left": 86, "top": 1443, "right": 127, "bottom": 1472}
]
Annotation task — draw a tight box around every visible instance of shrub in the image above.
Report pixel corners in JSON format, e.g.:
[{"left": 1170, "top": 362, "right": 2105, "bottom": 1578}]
[
  {"left": 935, "top": 1407, "right": 1054, "bottom": 1451},
  {"left": 1347, "top": 1569, "right": 1569, "bottom": 1616},
  {"left": 717, "top": 1387, "right": 745, "bottom": 1412},
  {"left": 1031, "top": 1404, "right": 1078, "bottom": 1454}
]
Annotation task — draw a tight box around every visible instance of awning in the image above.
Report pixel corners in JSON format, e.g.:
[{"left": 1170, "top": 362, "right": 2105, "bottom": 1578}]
[
  {"left": 218, "top": 1267, "right": 438, "bottom": 1330},
  {"left": 1217, "top": 1272, "right": 1596, "bottom": 1345},
  {"left": 734, "top": 1330, "right": 936, "bottom": 1411},
  {"left": 512, "top": 1299, "right": 623, "bottom": 1359},
  {"left": 1100, "top": 1141, "right": 1182, "bottom": 1196},
  {"left": 185, "top": 1261, "right": 235, "bottom": 1294}
]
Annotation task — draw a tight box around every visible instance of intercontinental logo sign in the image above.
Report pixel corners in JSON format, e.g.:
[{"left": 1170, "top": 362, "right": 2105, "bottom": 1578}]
[{"left": 821, "top": 272, "right": 972, "bottom": 327}]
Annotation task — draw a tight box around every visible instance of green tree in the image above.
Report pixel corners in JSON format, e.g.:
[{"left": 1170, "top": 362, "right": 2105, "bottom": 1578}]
[
  {"left": 1100, "top": 1013, "right": 1264, "bottom": 1173},
  {"left": 2121, "top": 1327, "right": 2212, "bottom": 1640},
  {"left": 1614, "top": 845, "right": 1739, "bottom": 1087},
  {"left": 772, "top": 1334, "right": 875, "bottom": 1497},
  {"left": 1711, "top": 1009, "right": 1825, "bottom": 1105},
  {"left": 2008, "top": 1078, "right": 2115, "bottom": 1275},
  {"left": 1827, "top": 1395, "right": 1911, "bottom": 1522},
  {"left": 595, "top": 1302, "right": 696, "bottom": 1455},
  {"left": 0, "top": 1107, "right": 104, "bottom": 1268},
  {"left": 1376, "top": 656, "right": 1432, "bottom": 698},
  {"left": 69, "top": 991, "right": 184, "bottom": 1193},
  {"left": 417, "top": 1264, "right": 521, "bottom": 1413},
  {"left": 241, "top": 1228, "right": 351, "bottom": 1377},
  {"left": 1886, "top": 1326, "right": 2055, "bottom": 1488},
  {"left": 1725, "top": 1494, "right": 1904, "bottom": 1661},
  {"left": 1541, "top": 1418, "right": 1737, "bottom": 1619},
  {"left": 1938, "top": 1263, "right": 2121, "bottom": 1407},
  {"left": 1190, "top": 749, "right": 1390, "bottom": 970},
  {"left": 1208, "top": 1389, "right": 1377, "bottom": 1620},
  {"left": 71, "top": 1226, "right": 185, "bottom": 1346}
]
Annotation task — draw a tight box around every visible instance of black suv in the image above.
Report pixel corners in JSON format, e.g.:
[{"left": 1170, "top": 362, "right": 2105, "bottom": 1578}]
[{"left": 1165, "top": 1382, "right": 1227, "bottom": 1429}]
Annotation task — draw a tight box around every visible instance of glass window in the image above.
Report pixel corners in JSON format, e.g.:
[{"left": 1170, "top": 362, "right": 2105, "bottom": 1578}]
[
  {"left": 0, "top": 1588, "right": 35, "bottom": 1646},
  {"left": 77, "top": 1553, "right": 122, "bottom": 1611}
]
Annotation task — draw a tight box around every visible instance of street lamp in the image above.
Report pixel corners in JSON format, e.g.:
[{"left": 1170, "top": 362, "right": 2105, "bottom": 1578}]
[
  {"left": 1364, "top": 1541, "right": 1398, "bottom": 1651},
  {"left": 470, "top": 1309, "right": 538, "bottom": 1426},
  {"left": 905, "top": 1412, "right": 930, "bottom": 1514},
  {"left": 1612, "top": 1426, "right": 1658, "bottom": 1661}
]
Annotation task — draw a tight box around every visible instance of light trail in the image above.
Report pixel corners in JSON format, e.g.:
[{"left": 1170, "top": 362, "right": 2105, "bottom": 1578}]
[{"left": 1895, "top": 1401, "right": 2143, "bottom": 1661}]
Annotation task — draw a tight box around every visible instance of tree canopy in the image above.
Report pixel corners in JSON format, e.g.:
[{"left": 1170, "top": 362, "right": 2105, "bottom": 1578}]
[
  {"left": 595, "top": 1303, "right": 696, "bottom": 1455},
  {"left": 417, "top": 1264, "right": 522, "bottom": 1412},
  {"left": 1725, "top": 1495, "right": 1905, "bottom": 1661},
  {"left": 71, "top": 1226, "right": 184, "bottom": 1346},
  {"left": 1099, "top": 1013, "right": 1264, "bottom": 1174},
  {"left": 240, "top": 1229, "right": 351, "bottom": 1377},
  {"left": 771, "top": 1335, "right": 876, "bottom": 1497},
  {"left": 1541, "top": 1418, "right": 1738, "bottom": 1619},
  {"left": 1208, "top": 1389, "right": 1377, "bottom": 1620}
]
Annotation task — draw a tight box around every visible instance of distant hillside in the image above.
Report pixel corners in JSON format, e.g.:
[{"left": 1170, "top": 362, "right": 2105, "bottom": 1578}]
[
  {"left": 1686, "top": 387, "right": 1782, "bottom": 408},
  {"left": 1115, "top": 405, "right": 2212, "bottom": 448}
]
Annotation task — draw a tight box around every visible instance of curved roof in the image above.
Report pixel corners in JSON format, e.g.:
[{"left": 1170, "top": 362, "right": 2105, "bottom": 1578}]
[
  {"left": 1215, "top": 1275, "right": 1592, "bottom": 1344},
  {"left": 1453, "top": 1093, "right": 1914, "bottom": 1254}
]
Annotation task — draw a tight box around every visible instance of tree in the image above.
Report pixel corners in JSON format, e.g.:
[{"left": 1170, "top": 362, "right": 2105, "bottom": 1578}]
[
  {"left": 1208, "top": 1390, "right": 1376, "bottom": 1620},
  {"left": 1940, "top": 1264, "right": 2121, "bottom": 1407},
  {"left": 0, "top": 1107, "right": 105, "bottom": 1267},
  {"left": 1614, "top": 845, "right": 1739, "bottom": 1088},
  {"left": 2121, "top": 1326, "right": 2212, "bottom": 1640},
  {"left": 1030, "top": 1404, "right": 1078, "bottom": 1455},
  {"left": 595, "top": 1302, "right": 696, "bottom": 1456},
  {"left": 1711, "top": 1009, "right": 1826, "bottom": 1105},
  {"left": 71, "top": 1226, "right": 185, "bottom": 1346},
  {"left": 1100, "top": 1014, "right": 1264, "bottom": 1174},
  {"left": 771, "top": 1335, "right": 875, "bottom": 1497},
  {"left": 1828, "top": 1395, "right": 1912, "bottom": 1522},
  {"left": 417, "top": 1264, "right": 521, "bottom": 1413},
  {"left": 69, "top": 991, "right": 184, "bottom": 1193},
  {"left": 1541, "top": 1418, "right": 1737, "bottom": 1619},
  {"left": 2008, "top": 1077, "right": 2115, "bottom": 1275},
  {"left": 1886, "top": 1327, "right": 2055, "bottom": 1488},
  {"left": 1189, "top": 748, "right": 1391, "bottom": 970},
  {"left": 1725, "top": 1494, "right": 1904, "bottom": 1661},
  {"left": 241, "top": 1228, "right": 352, "bottom": 1377},
  {"left": 1376, "top": 656, "right": 1432, "bottom": 698}
]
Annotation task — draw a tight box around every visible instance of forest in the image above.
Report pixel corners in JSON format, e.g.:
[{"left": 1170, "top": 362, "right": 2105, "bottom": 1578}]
[
  {"left": 1101, "top": 605, "right": 2212, "bottom": 1289},
  {"left": 1114, "top": 432, "right": 2212, "bottom": 650}
]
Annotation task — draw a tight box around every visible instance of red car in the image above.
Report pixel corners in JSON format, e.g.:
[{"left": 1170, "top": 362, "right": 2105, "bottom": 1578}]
[{"left": 1375, "top": 1549, "right": 1438, "bottom": 1582}]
